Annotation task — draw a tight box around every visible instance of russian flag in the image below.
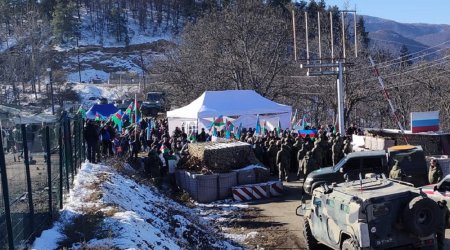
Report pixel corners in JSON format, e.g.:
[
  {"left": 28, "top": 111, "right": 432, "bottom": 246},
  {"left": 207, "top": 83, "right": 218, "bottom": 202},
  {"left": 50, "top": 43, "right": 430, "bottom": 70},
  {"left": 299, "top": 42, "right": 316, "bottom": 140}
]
[{"left": 411, "top": 111, "right": 439, "bottom": 133}]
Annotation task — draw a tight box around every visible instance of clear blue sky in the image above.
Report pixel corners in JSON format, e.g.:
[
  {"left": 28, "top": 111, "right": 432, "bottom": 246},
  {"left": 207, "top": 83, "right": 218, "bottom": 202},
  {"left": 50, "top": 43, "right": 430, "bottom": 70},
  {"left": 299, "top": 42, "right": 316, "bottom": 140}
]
[{"left": 324, "top": 0, "right": 450, "bottom": 25}]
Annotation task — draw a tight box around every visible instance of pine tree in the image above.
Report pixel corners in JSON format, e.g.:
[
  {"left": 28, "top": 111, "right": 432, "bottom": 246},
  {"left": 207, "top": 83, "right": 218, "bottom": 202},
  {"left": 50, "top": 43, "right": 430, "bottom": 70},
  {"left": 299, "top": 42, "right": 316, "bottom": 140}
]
[
  {"left": 108, "top": 6, "right": 128, "bottom": 43},
  {"left": 51, "top": 0, "right": 78, "bottom": 43}
]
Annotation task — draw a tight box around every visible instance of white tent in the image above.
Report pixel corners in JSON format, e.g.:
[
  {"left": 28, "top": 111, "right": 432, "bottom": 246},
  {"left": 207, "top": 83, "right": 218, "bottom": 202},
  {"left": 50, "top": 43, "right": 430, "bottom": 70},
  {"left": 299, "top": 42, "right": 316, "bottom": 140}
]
[{"left": 167, "top": 90, "right": 292, "bottom": 133}]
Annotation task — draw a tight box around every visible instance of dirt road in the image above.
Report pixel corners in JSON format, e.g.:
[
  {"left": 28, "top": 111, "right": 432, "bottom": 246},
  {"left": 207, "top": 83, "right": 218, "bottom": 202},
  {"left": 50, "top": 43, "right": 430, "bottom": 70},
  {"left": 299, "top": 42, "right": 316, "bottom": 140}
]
[
  {"left": 248, "top": 174, "right": 450, "bottom": 250},
  {"left": 247, "top": 175, "right": 307, "bottom": 249}
]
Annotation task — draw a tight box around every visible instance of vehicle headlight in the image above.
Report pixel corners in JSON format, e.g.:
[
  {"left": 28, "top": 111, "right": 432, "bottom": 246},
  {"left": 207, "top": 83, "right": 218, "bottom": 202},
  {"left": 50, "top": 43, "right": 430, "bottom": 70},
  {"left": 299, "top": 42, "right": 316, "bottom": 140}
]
[{"left": 305, "top": 177, "right": 313, "bottom": 183}]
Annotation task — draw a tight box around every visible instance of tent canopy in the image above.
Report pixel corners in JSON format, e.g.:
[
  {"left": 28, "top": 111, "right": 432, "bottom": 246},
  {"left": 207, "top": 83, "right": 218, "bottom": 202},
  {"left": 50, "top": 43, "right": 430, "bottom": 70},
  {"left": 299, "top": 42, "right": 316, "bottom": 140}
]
[
  {"left": 86, "top": 104, "right": 118, "bottom": 120},
  {"left": 167, "top": 90, "right": 292, "bottom": 133},
  {"left": 168, "top": 90, "right": 291, "bottom": 118}
]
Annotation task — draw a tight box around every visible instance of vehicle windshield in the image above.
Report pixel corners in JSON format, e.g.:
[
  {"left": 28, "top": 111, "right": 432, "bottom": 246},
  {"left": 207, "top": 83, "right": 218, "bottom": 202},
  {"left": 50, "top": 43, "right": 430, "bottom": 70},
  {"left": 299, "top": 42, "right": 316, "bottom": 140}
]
[
  {"left": 333, "top": 157, "right": 347, "bottom": 171},
  {"left": 147, "top": 93, "right": 163, "bottom": 102}
]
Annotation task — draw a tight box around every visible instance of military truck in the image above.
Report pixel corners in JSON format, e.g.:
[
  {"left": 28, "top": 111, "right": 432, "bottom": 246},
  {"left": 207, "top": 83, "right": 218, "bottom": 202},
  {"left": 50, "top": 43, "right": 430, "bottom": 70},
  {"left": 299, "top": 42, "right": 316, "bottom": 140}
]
[
  {"left": 303, "top": 145, "right": 428, "bottom": 194},
  {"left": 297, "top": 177, "right": 441, "bottom": 249},
  {"left": 141, "top": 91, "right": 166, "bottom": 117}
]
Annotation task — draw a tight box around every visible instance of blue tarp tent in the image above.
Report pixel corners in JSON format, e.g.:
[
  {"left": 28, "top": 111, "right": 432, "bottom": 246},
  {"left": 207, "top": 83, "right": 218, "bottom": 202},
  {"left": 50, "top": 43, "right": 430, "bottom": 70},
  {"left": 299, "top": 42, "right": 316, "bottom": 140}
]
[{"left": 86, "top": 104, "right": 118, "bottom": 120}]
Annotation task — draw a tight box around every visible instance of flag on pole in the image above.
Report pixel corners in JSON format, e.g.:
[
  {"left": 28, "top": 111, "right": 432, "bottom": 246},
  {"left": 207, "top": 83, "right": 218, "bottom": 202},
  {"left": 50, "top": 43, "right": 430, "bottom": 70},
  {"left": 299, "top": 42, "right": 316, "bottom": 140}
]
[
  {"left": 225, "top": 120, "right": 234, "bottom": 139},
  {"left": 95, "top": 112, "right": 107, "bottom": 121},
  {"left": 125, "top": 102, "right": 134, "bottom": 117},
  {"left": 212, "top": 115, "right": 225, "bottom": 127},
  {"left": 111, "top": 110, "right": 123, "bottom": 126},
  {"left": 235, "top": 122, "right": 242, "bottom": 139},
  {"left": 261, "top": 120, "right": 267, "bottom": 135},
  {"left": 133, "top": 97, "right": 141, "bottom": 124},
  {"left": 300, "top": 114, "right": 306, "bottom": 130},
  {"left": 77, "top": 105, "right": 86, "bottom": 119},
  {"left": 255, "top": 115, "right": 261, "bottom": 135},
  {"left": 146, "top": 119, "right": 152, "bottom": 141},
  {"left": 291, "top": 109, "right": 298, "bottom": 129},
  {"left": 276, "top": 119, "right": 282, "bottom": 137}
]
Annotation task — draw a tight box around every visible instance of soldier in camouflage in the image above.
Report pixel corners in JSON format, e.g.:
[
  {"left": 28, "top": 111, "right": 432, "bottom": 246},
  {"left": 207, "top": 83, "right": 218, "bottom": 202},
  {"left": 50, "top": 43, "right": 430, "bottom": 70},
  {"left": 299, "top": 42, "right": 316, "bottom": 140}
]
[{"left": 276, "top": 144, "right": 291, "bottom": 182}]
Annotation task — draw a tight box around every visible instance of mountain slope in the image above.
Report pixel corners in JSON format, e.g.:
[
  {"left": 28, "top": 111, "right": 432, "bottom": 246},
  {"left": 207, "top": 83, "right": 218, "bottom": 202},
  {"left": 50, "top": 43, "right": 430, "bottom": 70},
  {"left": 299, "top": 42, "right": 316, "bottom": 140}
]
[{"left": 363, "top": 15, "right": 450, "bottom": 55}]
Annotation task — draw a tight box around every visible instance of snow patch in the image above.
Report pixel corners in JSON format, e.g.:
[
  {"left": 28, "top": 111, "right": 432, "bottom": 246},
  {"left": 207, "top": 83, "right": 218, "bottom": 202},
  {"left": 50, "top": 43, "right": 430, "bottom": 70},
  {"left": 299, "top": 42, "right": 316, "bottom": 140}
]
[{"left": 33, "top": 163, "right": 245, "bottom": 249}]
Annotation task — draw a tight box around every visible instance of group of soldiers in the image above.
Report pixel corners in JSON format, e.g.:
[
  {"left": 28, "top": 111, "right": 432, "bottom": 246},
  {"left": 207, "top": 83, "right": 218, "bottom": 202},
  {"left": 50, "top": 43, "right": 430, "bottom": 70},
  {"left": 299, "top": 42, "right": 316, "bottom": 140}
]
[{"left": 240, "top": 129, "right": 353, "bottom": 182}]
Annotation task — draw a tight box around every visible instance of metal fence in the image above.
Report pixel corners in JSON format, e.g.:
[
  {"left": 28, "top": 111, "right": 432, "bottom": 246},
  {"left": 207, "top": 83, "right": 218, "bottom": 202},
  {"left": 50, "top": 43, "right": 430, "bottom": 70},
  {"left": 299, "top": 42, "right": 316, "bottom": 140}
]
[{"left": 0, "top": 112, "right": 85, "bottom": 249}]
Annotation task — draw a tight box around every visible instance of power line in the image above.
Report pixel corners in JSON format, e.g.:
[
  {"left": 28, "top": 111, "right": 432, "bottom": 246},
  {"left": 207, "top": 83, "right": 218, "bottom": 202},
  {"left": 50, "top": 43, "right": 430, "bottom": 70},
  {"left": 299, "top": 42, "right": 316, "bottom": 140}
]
[
  {"left": 346, "top": 40, "right": 450, "bottom": 74},
  {"left": 348, "top": 54, "right": 450, "bottom": 85}
]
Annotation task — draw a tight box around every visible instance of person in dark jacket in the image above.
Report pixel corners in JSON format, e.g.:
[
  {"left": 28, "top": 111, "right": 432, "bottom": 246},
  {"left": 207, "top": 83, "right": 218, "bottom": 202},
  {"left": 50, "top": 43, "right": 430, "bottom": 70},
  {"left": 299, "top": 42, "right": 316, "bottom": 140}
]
[
  {"left": 84, "top": 120, "right": 99, "bottom": 163},
  {"left": 144, "top": 148, "right": 163, "bottom": 178}
]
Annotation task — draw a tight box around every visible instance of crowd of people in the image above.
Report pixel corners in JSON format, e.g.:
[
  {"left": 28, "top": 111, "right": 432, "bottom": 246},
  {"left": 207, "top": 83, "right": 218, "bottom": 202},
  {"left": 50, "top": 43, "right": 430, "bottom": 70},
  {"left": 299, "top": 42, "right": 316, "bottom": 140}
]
[{"left": 82, "top": 115, "right": 361, "bottom": 184}]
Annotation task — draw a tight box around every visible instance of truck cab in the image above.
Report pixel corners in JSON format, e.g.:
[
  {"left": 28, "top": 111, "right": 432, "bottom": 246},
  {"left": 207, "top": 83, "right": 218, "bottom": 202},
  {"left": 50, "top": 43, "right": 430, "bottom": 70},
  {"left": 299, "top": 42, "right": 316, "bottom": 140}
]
[
  {"left": 303, "top": 145, "right": 428, "bottom": 194},
  {"left": 303, "top": 151, "right": 387, "bottom": 194}
]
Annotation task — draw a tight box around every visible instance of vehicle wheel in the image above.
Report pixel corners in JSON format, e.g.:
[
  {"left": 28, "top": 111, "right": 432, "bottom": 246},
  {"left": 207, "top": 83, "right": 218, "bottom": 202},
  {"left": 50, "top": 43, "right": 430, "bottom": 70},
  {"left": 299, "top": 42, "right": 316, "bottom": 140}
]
[
  {"left": 402, "top": 196, "right": 440, "bottom": 237},
  {"left": 341, "top": 238, "right": 359, "bottom": 250},
  {"left": 303, "top": 218, "right": 319, "bottom": 250}
]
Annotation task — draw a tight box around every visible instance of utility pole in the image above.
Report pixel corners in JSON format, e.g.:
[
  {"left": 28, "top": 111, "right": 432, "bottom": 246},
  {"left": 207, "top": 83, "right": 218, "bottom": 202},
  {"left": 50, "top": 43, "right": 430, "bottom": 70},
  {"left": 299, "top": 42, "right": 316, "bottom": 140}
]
[
  {"left": 47, "top": 68, "right": 55, "bottom": 115},
  {"left": 301, "top": 62, "right": 348, "bottom": 134}
]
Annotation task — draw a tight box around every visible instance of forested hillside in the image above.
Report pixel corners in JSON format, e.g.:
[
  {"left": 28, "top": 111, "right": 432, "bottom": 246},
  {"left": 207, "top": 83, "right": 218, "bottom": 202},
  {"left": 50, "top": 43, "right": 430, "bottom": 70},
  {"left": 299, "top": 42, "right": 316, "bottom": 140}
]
[{"left": 1, "top": 0, "right": 450, "bottom": 131}]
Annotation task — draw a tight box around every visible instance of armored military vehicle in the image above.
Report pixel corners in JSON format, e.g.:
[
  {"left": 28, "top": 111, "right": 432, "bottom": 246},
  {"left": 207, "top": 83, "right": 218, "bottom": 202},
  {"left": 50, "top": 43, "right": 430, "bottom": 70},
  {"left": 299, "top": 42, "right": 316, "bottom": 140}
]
[
  {"left": 304, "top": 145, "right": 428, "bottom": 195},
  {"left": 297, "top": 176, "right": 441, "bottom": 249}
]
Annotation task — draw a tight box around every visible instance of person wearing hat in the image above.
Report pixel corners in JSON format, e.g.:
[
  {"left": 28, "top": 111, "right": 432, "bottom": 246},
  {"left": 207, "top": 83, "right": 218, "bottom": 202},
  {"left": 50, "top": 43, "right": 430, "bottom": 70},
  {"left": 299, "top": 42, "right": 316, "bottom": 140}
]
[
  {"left": 389, "top": 160, "right": 404, "bottom": 180},
  {"left": 437, "top": 199, "right": 449, "bottom": 250}
]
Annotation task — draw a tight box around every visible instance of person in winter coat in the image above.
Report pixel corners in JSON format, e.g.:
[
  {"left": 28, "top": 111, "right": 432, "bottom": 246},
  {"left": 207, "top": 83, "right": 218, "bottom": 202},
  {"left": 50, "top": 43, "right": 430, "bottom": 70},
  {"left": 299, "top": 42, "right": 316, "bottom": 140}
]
[
  {"left": 389, "top": 160, "right": 404, "bottom": 180},
  {"left": 429, "top": 159, "right": 443, "bottom": 184},
  {"left": 144, "top": 148, "right": 163, "bottom": 178},
  {"left": 302, "top": 151, "right": 317, "bottom": 177},
  {"left": 276, "top": 144, "right": 291, "bottom": 182},
  {"left": 84, "top": 120, "right": 99, "bottom": 163}
]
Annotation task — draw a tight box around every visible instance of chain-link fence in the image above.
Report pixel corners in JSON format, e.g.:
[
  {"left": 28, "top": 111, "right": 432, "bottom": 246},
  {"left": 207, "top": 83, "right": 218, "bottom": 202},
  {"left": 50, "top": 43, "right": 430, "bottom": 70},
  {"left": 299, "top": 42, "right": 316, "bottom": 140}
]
[{"left": 0, "top": 112, "right": 84, "bottom": 249}]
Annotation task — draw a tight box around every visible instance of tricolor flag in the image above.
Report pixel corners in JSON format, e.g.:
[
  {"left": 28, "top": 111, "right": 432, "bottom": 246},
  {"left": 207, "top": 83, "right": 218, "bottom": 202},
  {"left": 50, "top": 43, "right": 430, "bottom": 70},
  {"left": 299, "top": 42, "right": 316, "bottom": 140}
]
[
  {"left": 95, "top": 112, "right": 107, "bottom": 121},
  {"left": 133, "top": 99, "right": 141, "bottom": 124},
  {"left": 225, "top": 120, "right": 234, "bottom": 139},
  {"left": 77, "top": 105, "right": 86, "bottom": 119},
  {"left": 411, "top": 111, "right": 440, "bottom": 133},
  {"left": 291, "top": 109, "right": 298, "bottom": 129},
  {"left": 254, "top": 115, "right": 261, "bottom": 135},
  {"left": 212, "top": 115, "right": 225, "bottom": 127},
  {"left": 125, "top": 102, "right": 134, "bottom": 117},
  {"left": 276, "top": 119, "right": 282, "bottom": 137},
  {"left": 235, "top": 122, "right": 242, "bottom": 139},
  {"left": 262, "top": 120, "right": 266, "bottom": 135},
  {"left": 298, "top": 129, "right": 318, "bottom": 138},
  {"left": 111, "top": 110, "right": 123, "bottom": 127}
]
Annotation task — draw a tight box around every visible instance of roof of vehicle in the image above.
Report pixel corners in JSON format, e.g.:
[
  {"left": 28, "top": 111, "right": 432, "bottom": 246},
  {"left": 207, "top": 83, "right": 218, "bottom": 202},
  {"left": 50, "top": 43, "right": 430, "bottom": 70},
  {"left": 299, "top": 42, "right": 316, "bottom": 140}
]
[
  {"left": 346, "top": 150, "right": 386, "bottom": 158},
  {"left": 319, "top": 178, "right": 415, "bottom": 201},
  {"left": 388, "top": 145, "right": 424, "bottom": 152}
]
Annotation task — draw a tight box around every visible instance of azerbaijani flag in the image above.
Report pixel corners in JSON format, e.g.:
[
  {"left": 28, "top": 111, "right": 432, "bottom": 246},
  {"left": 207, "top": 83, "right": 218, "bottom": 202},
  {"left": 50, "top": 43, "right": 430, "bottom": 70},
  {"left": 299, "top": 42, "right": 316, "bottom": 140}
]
[
  {"left": 225, "top": 120, "right": 234, "bottom": 139},
  {"left": 95, "top": 112, "right": 107, "bottom": 121},
  {"left": 276, "top": 119, "right": 282, "bottom": 137},
  {"left": 133, "top": 99, "right": 141, "bottom": 124},
  {"left": 212, "top": 115, "right": 225, "bottom": 127},
  {"left": 235, "top": 122, "right": 242, "bottom": 139},
  {"left": 255, "top": 115, "right": 261, "bottom": 135},
  {"left": 125, "top": 102, "right": 133, "bottom": 117},
  {"left": 262, "top": 120, "right": 266, "bottom": 135},
  {"left": 298, "top": 129, "right": 318, "bottom": 138},
  {"left": 77, "top": 105, "right": 86, "bottom": 119},
  {"left": 111, "top": 110, "right": 123, "bottom": 126}
]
